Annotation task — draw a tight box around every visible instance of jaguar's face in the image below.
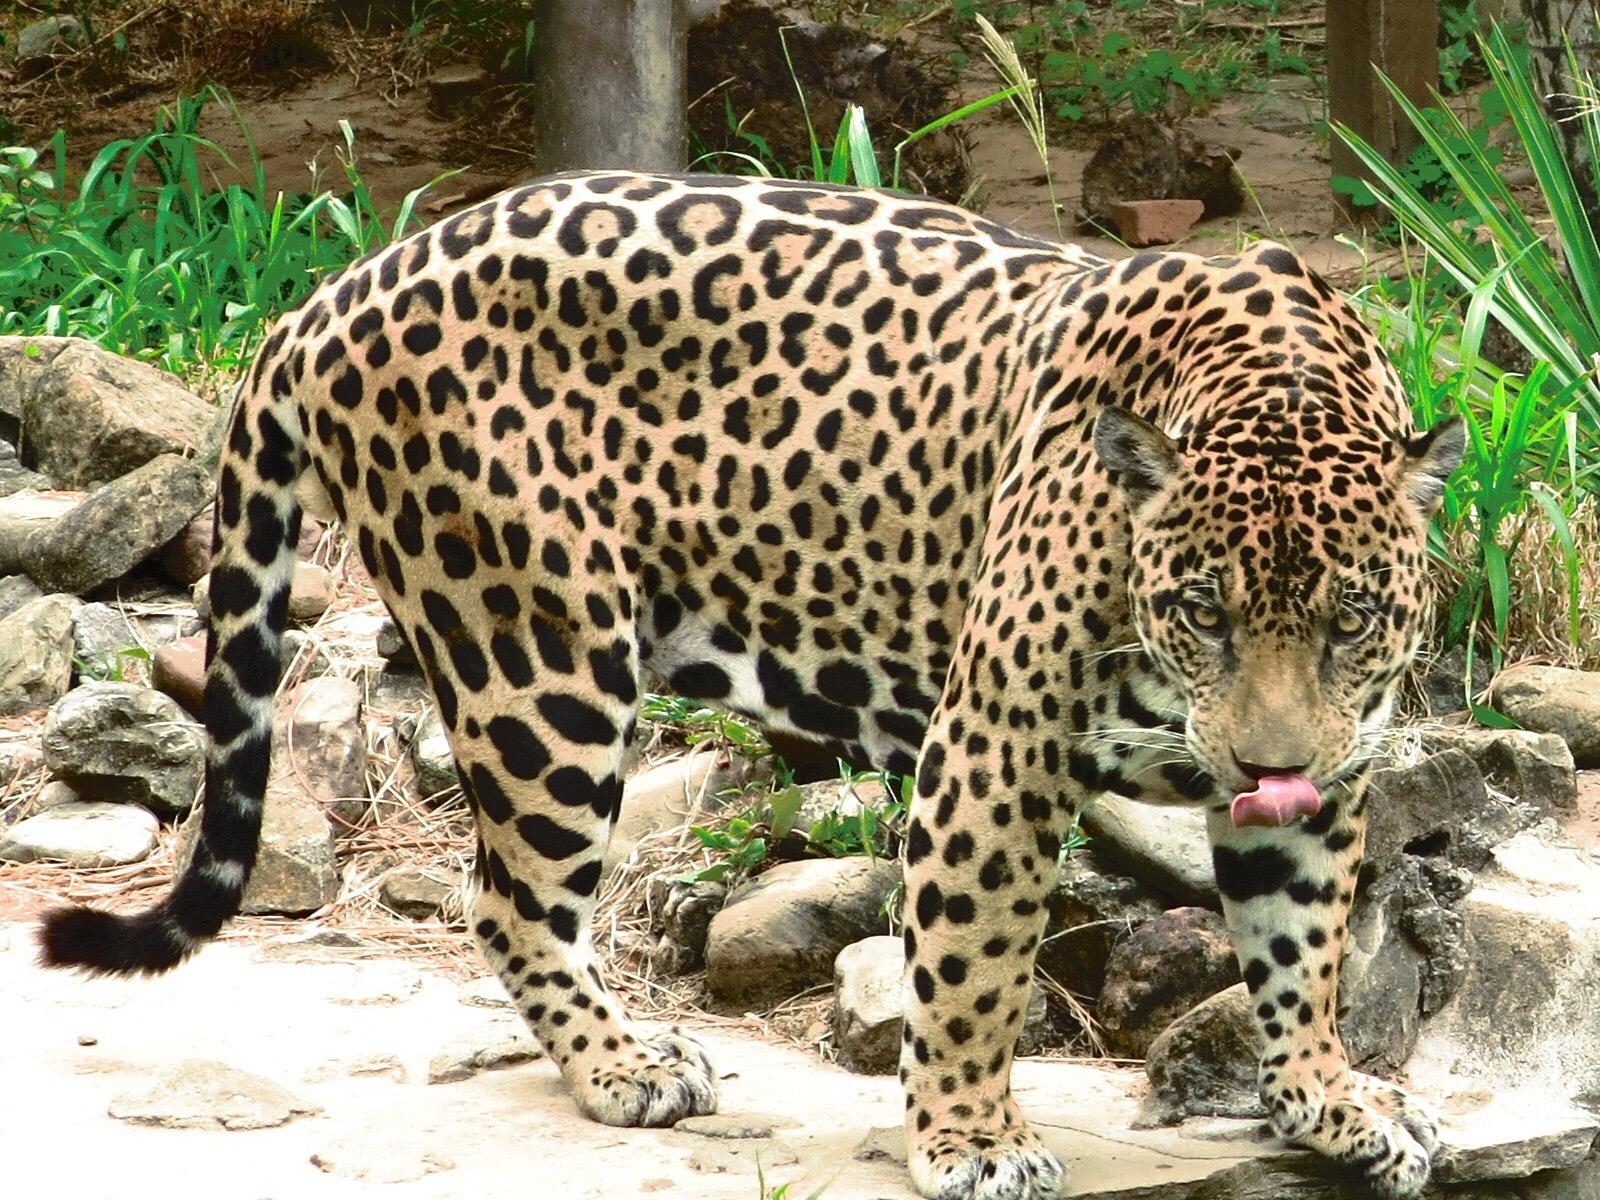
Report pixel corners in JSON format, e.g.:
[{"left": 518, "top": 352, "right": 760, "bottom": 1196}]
[{"left": 1093, "top": 402, "right": 1464, "bottom": 810}]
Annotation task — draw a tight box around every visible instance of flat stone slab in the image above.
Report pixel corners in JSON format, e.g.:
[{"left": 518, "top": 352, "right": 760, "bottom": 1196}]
[
  {"left": 1433, "top": 1090, "right": 1599, "bottom": 1182},
  {"left": 109, "top": 1060, "right": 320, "bottom": 1130}
]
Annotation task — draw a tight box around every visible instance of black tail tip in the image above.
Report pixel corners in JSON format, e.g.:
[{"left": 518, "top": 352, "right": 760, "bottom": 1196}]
[{"left": 39, "top": 905, "right": 188, "bottom": 976}]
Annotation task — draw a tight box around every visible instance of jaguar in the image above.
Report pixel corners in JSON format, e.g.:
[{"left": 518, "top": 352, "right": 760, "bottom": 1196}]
[{"left": 41, "top": 171, "right": 1462, "bottom": 1199}]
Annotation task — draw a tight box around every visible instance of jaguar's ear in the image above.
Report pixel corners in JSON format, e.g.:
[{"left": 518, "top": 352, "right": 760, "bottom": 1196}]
[
  {"left": 1093, "top": 405, "right": 1180, "bottom": 513},
  {"left": 1399, "top": 417, "right": 1466, "bottom": 517}
]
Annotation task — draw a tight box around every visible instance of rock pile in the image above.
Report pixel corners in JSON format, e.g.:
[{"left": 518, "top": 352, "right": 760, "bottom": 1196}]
[{"left": 0, "top": 336, "right": 364, "bottom": 901}]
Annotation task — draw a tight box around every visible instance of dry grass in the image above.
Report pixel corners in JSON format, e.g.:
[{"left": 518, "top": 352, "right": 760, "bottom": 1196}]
[{"left": 1491, "top": 499, "right": 1600, "bottom": 671}]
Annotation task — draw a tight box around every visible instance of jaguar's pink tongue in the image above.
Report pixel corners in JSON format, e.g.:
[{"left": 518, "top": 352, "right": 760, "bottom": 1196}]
[{"left": 1230, "top": 773, "right": 1321, "bottom": 828}]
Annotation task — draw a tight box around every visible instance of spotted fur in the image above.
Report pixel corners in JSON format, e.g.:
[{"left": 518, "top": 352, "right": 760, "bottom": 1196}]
[{"left": 41, "top": 172, "right": 1462, "bottom": 1199}]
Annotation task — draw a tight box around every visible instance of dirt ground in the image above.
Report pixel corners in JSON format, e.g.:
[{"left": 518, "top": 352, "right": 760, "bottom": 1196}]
[
  {"left": 5, "top": 921, "right": 1591, "bottom": 1200},
  {"left": 0, "top": 923, "right": 1241, "bottom": 1200}
]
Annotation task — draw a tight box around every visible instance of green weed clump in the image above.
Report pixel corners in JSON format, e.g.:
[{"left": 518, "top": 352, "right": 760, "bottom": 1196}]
[
  {"left": 0, "top": 87, "right": 444, "bottom": 377},
  {"left": 1338, "top": 22, "right": 1599, "bottom": 696}
]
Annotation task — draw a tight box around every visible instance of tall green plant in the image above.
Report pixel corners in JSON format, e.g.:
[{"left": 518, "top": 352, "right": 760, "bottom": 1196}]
[
  {"left": 1335, "top": 24, "right": 1595, "bottom": 687},
  {"left": 1334, "top": 24, "right": 1600, "bottom": 442}
]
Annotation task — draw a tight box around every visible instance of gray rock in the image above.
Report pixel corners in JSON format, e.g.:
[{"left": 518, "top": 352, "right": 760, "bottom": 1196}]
[
  {"left": 1080, "top": 799, "right": 1217, "bottom": 907},
  {"left": 1491, "top": 664, "right": 1600, "bottom": 767},
  {"left": 288, "top": 562, "right": 333, "bottom": 623},
  {"left": 0, "top": 574, "right": 43, "bottom": 621},
  {"left": 0, "top": 439, "right": 47, "bottom": 497},
  {"left": 375, "top": 616, "right": 417, "bottom": 667},
  {"left": 706, "top": 856, "right": 900, "bottom": 1006},
  {"left": 1421, "top": 725, "right": 1578, "bottom": 812},
  {"left": 1139, "top": 982, "right": 1264, "bottom": 1126},
  {"left": 410, "top": 705, "right": 459, "bottom": 800},
  {"left": 1340, "top": 863, "right": 1425, "bottom": 1074},
  {"left": 33, "top": 779, "right": 80, "bottom": 809},
  {"left": 833, "top": 935, "right": 903, "bottom": 1074},
  {"left": 326, "top": 961, "right": 423, "bottom": 1006},
  {"left": 0, "top": 800, "right": 157, "bottom": 866},
  {"left": 197, "top": 741, "right": 343, "bottom": 915},
  {"left": 608, "top": 747, "right": 749, "bottom": 875},
  {"left": 0, "top": 336, "right": 77, "bottom": 429},
  {"left": 852, "top": 1127, "right": 904, "bottom": 1165},
  {"left": 1409, "top": 829, "right": 1600, "bottom": 1103},
  {"left": 23, "top": 454, "right": 212, "bottom": 595},
  {"left": 253, "top": 928, "right": 365, "bottom": 961},
  {"left": 284, "top": 676, "right": 368, "bottom": 828},
  {"left": 457, "top": 976, "right": 511, "bottom": 1009},
  {"left": 425, "top": 64, "right": 489, "bottom": 117},
  {"left": 1366, "top": 750, "right": 1534, "bottom": 873},
  {"left": 682, "top": 1138, "right": 799, "bottom": 1174},
  {"left": 426, "top": 1024, "right": 540, "bottom": 1084},
  {"left": 1037, "top": 850, "right": 1164, "bottom": 1000},
  {"left": 369, "top": 664, "right": 431, "bottom": 711},
  {"left": 42, "top": 682, "right": 205, "bottom": 816},
  {"left": 108, "top": 1060, "right": 318, "bottom": 1130},
  {"left": 380, "top": 865, "right": 455, "bottom": 919},
  {"left": 1340, "top": 852, "right": 1473, "bottom": 1075},
  {"left": 15, "top": 16, "right": 87, "bottom": 71},
  {"left": 1097, "top": 907, "right": 1239, "bottom": 1058},
  {"left": 1419, "top": 644, "right": 1492, "bottom": 716},
  {"left": 646, "top": 874, "right": 726, "bottom": 973},
  {"left": 0, "top": 488, "right": 82, "bottom": 573},
  {"left": 1012, "top": 980, "right": 1055, "bottom": 1057},
  {"left": 0, "top": 593, "right": 75, "bottom": 716},
  {"left": 72, "top": 601, "right": 190, "bottom": 679},
  {"left": 19, "top": 339, "right": 220, "bottom": 489}
]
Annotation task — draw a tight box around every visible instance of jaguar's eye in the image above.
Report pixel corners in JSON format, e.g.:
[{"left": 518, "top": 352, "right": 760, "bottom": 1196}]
[
  {"left": 1183, "top": 599, "right": 1227, "bottom": 637},
  {"left": 1332, "top": 607, "right": 1371, "bottom": 642}
]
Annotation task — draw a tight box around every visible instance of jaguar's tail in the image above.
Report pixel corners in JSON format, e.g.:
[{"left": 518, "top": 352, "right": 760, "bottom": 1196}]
[{"left": 40, "top": 328, "right": 306, "bottom": 973}]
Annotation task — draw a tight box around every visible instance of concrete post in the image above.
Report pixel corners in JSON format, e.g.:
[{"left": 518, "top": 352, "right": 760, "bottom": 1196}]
[
  {"left": 532, "top": 0, "right": 688, "bottom": 173},
  {"left": 1326, "top": 0, "right": 1440, "bottom": 215}
]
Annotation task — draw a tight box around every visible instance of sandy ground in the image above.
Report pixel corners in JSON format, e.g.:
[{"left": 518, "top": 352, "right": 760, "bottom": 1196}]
[
  {"left": 1, "top": 920, "right": 1288, "bottom": 1200},
  {"left": 6, "top": 915, "right": 1597, "bottom": 1200}
]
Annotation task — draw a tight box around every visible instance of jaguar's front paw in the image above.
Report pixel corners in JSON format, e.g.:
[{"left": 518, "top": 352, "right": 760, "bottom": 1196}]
[
  {"left": 1265, "top": 1067, "right": 1434, "bottom": 1199},
  {"left": 572, "top": 1029, "right": 718, "bottom": 1128},
  {"left": 1351, "top": 1072, "right": 1440, "bottom": 1158},
  {"left": 1318, "top": 1097, "right": 1431, "bottom": 1199},
  {"left": 908, "top": 1122, "right": 1064, "bottom": 1200}
]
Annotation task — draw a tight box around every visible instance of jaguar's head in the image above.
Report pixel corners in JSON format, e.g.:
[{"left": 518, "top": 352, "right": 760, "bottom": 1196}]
[{"left": 1093, "top": 400, "right": 1464, "bottom": 825}]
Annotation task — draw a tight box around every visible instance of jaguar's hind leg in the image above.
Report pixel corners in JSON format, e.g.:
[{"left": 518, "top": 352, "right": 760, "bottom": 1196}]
[{"left": 433, "top": 609, "right": 716, "bottom": 1127}]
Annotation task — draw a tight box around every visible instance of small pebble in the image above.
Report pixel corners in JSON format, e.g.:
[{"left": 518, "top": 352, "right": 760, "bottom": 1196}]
[{"left": 77, "top": 1034, "right": 98, "bottom": 1046}]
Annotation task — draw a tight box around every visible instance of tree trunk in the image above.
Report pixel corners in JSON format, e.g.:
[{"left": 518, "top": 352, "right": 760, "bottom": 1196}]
[
  {"left": 1519, "top": 0, "right": 1600, "bottom": 234},
  {"left": 532, "top": 0, "right": 688, "bottom": 173},
  {"left": 1326, "top": 0, "right": 1441, "bottom": 217}
]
